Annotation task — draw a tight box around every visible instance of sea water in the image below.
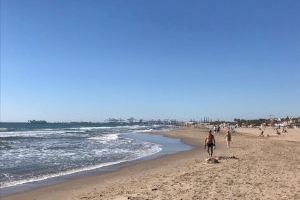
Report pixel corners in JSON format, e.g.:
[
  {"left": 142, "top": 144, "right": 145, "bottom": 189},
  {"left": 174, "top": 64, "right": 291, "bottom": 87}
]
[{"left": 0, "top": 123, "right": 190, "bottom": 194}]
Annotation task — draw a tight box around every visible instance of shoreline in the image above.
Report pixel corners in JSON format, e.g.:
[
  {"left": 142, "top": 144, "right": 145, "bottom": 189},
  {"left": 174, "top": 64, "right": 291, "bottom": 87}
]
[
  {"left": 0, "top": 129, "right": 192, "bottom": 196},
  {"left": 3, "top": 127, "right": 299, "bottom": 200},
  {"left": 1, "top": 127, "right": 209, "bottom": 199}
]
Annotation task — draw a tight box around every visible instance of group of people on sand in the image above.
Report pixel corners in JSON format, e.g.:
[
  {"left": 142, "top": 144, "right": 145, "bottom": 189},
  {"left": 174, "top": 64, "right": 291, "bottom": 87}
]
[
  {"left": 276, "top": 127, "right": 288, "bottom": 135},
  {"left": 204, "top": 129, "right": 232, "bottom": 157},
  {"left": 213, "top": 125, "right": 221, "bottom": 134},
  {"left": 259, "top": 126, "right": 288, "bottom": 137}
]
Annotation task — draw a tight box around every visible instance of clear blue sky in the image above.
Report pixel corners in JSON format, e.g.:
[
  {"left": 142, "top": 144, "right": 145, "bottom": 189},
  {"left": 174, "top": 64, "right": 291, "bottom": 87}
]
[{"left": 1, "top": 0, "right": 299, "bottom": 122}]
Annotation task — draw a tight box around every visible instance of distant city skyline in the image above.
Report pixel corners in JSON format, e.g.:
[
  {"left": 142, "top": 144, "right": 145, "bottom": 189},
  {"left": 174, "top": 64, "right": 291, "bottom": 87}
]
[{"left": 1, "top": 0, "right": 300, "bottom": 122}]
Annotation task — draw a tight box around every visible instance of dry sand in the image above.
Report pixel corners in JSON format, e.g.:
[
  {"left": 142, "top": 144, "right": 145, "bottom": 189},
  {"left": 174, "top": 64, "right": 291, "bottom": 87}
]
[
  {"left": 236, "top": 127, "right": 300, "bottom": 142},
  {"left": 2, "top": 127, "right": 300, "bottom": 200}
]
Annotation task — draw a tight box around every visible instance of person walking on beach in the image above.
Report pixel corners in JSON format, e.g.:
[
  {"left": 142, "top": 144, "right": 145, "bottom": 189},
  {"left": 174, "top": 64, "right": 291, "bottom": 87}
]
[
  {"left": 204, "top": 130, "right": 216, "bottom": 157},
  {"left": 260, "top": 130, "right": 264, "bottom": 137},
  {"left": 225, "top": 131, "right": 231, "bottom": 148},
  {"left": 217, "top": 125, "right": 220, "bottom": 133}
]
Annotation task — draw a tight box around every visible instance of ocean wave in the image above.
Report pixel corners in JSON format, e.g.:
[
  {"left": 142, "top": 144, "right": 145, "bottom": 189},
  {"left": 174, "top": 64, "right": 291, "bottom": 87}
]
[
  {"left": 87, "top": 134, "right": 119, "bottom": 144},
  {"left": 0, "top": 124, "right": 171, "bottom": 190},
  {"left": 75, "top": 127, "right": 113, "bottom": 130},
  {"left": 76, "top": 125, "right": 150, "bottom": 131},
  {"left": 0, "top": 130, "right": 66, "bottom": 138},
  {"left": 133, "top": 129, "right": 153, "bottom": 133},
  {"left": 0, "top": 128, "right": 12, "bottom": 132},
  {"left": 63, "top": 125, "right": 169, "bottom": 133},
  {"left": 0, "top": 160, "right": 126, "bottom": 188},
  {"left": 0, "top": 143, "right": 162, "bottom": 189}
]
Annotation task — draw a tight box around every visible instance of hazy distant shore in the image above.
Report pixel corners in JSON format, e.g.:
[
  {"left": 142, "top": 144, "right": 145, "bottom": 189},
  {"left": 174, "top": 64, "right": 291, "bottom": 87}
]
[{"left": 2, "top": 127, "right": 300, "bottom": 200}]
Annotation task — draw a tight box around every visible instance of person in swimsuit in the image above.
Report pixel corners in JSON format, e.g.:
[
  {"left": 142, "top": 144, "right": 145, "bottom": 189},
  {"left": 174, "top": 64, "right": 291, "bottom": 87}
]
[
  {"left": 204, "top": 130, "right": 216, "bottom": 157},
  {"left": 225, "top": 131, "right": 231, "bottom": 148},
  {"left": 260, "top": 130, "right": 264, "bottom": 137},
  {"left": 283, "top": 127, "right": 288, "bottom": 133}
]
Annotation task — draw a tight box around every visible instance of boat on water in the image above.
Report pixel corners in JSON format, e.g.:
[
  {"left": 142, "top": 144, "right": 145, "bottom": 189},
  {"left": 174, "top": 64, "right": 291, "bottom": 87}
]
[{"left": 28, "top": 120, "right": 48, "bottom": 124}]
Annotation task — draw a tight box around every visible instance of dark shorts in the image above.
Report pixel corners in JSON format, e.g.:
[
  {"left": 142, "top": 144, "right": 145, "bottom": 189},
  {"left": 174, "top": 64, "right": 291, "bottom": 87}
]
[{"left": 207, "top": 143, "right": 214, "bottom": 147}]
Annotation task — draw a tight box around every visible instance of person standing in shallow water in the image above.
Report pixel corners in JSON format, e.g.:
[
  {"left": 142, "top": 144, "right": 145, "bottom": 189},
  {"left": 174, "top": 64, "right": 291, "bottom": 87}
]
[
  {"left": 204, "top": 130, "right": 216, "bottom": 157},
  {"left": 225, "top": 131, "right": 231, "bottom": 148}
]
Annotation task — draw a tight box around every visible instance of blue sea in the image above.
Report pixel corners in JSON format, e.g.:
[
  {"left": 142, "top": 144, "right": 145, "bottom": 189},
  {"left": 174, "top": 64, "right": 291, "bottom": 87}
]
[{"left": 0, "top": 123, "right": 190, "bottom": 193}]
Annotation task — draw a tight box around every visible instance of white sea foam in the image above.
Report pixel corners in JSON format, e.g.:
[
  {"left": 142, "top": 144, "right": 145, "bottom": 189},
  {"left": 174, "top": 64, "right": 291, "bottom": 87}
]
[
  {"left": 0, "top": 160, "right": 126, "bottom": 188},
  {"left": 64, "top": 130, "right": 87, "bottom": 133},
  {"left": 133, "top": 129, "right": 154, "bottom": 133},
  {"left": 65, "top": 126, "right": 133, "bottom": 132},
  {"left": 0, "top": 143, "right": 162, "bottom": 189},
  {"left": 0, "top": 124, "right": 171, "bottom": 189},
  {"left": 92, "top": 148, "right": 110, "bottom": 155},
  {"left": 87, "top": 134, "right": 119, "bottom": 143},
  {"left": 127, "top": 125, "right": 151, "bottom": 130},
  {"left": 77, "top": 127, "right": 113, "bottom": 130}
]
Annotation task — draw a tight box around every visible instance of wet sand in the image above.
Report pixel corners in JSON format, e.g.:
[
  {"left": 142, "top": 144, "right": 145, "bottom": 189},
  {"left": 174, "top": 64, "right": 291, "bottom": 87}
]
[{"left": 2, "top": 127, "right": 300, "bottom": 200}]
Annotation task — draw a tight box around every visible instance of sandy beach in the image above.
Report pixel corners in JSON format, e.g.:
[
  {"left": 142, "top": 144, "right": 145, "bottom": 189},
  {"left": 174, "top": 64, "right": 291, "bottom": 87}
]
[
  {"left": 2, "top": 127, "right": 300, "bottom": 200},
  {"left": 2, "top": 0, "right": 299, "bottom": 199}
]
